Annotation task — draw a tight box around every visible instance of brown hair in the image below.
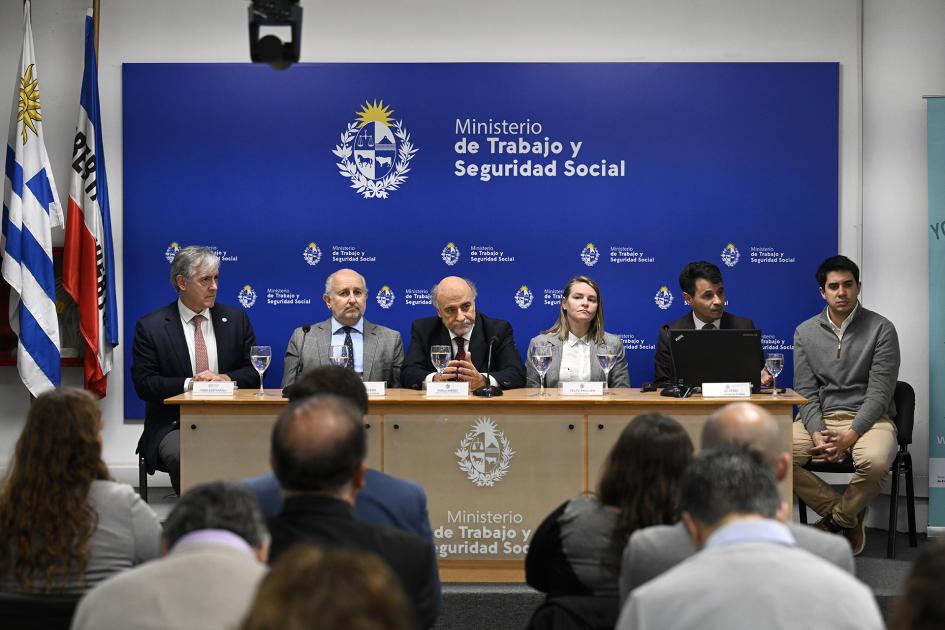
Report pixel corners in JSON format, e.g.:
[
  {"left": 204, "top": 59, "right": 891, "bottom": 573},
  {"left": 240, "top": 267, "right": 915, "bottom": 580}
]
[
  {"left": 890, "top": 541, "right": 945, "bottom": 630},
  {"left": 544, "top": 275, "right": 606, "bottom": 344},
  {"left": 0, "top": 388, "right": 110, "bottom": 592},
  {"left": 241, "top": 544, "right": 412, "bottom": 630},
  {"left": 597, "top": 413, "right": 693, "bottom": 544}
]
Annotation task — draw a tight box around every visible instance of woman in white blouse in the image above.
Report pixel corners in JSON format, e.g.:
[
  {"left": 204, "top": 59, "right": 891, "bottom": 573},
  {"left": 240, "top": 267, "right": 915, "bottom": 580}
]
[{"left": 526, "top": 275, "right": 630, "bottom": 388}]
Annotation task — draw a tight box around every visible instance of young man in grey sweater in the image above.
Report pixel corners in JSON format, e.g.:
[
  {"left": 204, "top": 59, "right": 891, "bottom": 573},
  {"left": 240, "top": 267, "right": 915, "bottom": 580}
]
[{"left": 792, "top": 255, "right": 900, "bottom": 555}]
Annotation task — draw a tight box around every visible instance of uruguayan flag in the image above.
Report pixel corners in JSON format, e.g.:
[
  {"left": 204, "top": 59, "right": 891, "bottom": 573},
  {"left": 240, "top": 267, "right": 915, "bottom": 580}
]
[{"left": 1, "top": 0, "right": 63, "bottom": 396}]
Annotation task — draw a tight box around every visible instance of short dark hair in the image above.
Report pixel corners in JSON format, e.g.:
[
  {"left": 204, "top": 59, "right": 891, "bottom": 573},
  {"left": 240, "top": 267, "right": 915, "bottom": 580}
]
[
  {"left": 163, "top": 481, "right": 267, "bottom": 548},
  {"left": 815, "top": 255, "right": 860, "bottom": 289},
  {"left": 271, "top": 395, "right": 366, "bottom": 493},
  {"left": 679, "top": 446, "right": 781, "bottom": 526},
  {"left": 285, "top": 365, "right": 369, "bottom": 413},
  {"left": 678, "top": 261, "right": 723, "bottom": 295}
]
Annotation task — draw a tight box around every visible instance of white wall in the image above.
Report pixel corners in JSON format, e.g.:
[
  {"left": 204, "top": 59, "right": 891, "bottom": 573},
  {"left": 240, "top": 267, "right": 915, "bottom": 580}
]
[{"left": 0, "top": 1, "right": 935, "bottom": 514}]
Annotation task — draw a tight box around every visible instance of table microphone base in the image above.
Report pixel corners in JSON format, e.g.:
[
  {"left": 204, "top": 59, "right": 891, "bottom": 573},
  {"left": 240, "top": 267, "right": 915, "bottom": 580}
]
[{"left": 473, "top": 384, "right": 503, "bottom": 397}]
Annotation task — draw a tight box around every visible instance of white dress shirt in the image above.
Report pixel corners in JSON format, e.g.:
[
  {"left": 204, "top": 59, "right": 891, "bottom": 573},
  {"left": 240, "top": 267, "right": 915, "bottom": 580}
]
[
  {"left": 178, "top": 300, "right": 218, "bottom": 390},
  {"left": 559, "top": 332, "right": 591, "bottom": 382}
]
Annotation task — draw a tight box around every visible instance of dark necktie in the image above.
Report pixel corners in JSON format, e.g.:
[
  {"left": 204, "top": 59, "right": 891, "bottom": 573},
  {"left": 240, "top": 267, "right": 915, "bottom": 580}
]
[
  {"left": 455, "top": 337, "right": 467, "bottom": 362},
  {"left": 342, "top": 326, "right": 355, "bottom": 370},
  {"left": 703, "top": 323, "right": 717, "bottom": 330}
]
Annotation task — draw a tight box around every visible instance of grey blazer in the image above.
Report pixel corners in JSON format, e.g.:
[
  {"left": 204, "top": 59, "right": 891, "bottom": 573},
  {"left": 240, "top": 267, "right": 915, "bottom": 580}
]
[
  {"left": 525, "top": 331, "right": 630, "bottom": 388},
  {"left": 618, "top": 520, "right": 855, "bottom": 605},
  {"left": 617, "top": 538, "right": 882, "bottom": 630},
  {"left": 281, "top": 318, "right": 404, "bottom": 388}
]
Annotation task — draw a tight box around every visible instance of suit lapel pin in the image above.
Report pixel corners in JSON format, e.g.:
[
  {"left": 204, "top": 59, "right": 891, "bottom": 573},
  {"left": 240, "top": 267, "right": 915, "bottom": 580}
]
[{"left": 222, "top": 317, "right": 228, "bottom": 323}]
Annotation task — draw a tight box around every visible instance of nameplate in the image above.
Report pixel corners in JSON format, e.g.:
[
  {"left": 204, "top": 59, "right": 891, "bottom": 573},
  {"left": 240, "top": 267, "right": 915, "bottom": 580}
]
[
  {"left": 561, "top": 381, "right": 604, "bottom": 396},
  {"left": 192, "top": 381, "right": 236, "bottom": 396},
  {"left": 702, "top": 382, "right": 752, "bottom": 398},
  {"left": 426, "top": 381, "right": 470, "bottom": 397},
  {"left": 364, "top": 382, "right": 386, "bottom": 396}
]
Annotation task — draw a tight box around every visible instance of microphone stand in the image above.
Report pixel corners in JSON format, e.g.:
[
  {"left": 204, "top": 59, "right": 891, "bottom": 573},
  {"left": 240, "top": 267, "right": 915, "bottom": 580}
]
[
  {"left": 281, "top": 323, "right": 311, "bottom": 398},
  {"left": 473, "top": 335, "right": 503, "bottom": 397}
]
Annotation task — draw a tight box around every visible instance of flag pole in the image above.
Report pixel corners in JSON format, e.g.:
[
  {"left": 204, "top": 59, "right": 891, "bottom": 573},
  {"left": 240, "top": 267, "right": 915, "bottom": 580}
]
[{"left": 93, "top": 0, "right": 100, "bottom": 57}]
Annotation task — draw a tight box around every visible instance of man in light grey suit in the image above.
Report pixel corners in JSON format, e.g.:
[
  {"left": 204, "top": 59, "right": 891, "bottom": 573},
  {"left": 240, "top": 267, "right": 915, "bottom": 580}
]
[
  {"left": 282, "top": 268, "right": 403, "bottom": 388},
  {"left": 617, "top": 448, "right": 883, "bottom": 630},
  {"left": 619, "top": 402, "right": 854, "bottom": 603},
  {"left": 72, "top": 482, "right": 269, "bottom": 630}
]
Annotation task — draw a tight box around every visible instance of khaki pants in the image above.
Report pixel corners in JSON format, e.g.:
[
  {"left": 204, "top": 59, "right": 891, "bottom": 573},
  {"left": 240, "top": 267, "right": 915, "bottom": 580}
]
[{"left": 792, "top": 411, "right": 897, "bottom": 528}]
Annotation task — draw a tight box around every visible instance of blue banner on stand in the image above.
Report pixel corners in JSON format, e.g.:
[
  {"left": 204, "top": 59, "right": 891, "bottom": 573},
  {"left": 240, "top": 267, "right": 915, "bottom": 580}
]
[
  {"left": 927, "top": 97, "right": 945, "bottom": 531},
  {"left": 122, "top": 62, "right": 838, "bottom": 418}
]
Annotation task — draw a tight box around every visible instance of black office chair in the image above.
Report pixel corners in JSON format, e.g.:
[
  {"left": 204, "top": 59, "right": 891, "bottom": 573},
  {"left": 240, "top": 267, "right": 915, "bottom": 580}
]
[
  {"left": 797, "top": 380, "right": 918, "bottom": 558},
  {"left": 0, "top": 592, "right": 81, "bottom": 630},
  {"left": 138, "top": 453, "right": 150, "bottom": 502}
]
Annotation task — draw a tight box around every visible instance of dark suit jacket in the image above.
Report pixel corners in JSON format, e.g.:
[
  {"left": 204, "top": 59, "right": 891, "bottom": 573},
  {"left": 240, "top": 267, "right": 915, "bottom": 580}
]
[
  {"left": 653, "top": 311, "right": 761, "bottom": 386},
  {"left": 268, "top": 495, "right": 439, "bottom": 630},
  {"left": 401, "top": 312, "right": 526, "bottom": 390},
  {"left": 131, "top": 301, "right": 258, "bottom": 473}
]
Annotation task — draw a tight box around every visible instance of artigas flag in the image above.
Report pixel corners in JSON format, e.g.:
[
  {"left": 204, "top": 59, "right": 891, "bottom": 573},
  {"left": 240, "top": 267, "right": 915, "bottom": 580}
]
[{"left": 64, "top": 10, "right": 118, "bottom": 398}]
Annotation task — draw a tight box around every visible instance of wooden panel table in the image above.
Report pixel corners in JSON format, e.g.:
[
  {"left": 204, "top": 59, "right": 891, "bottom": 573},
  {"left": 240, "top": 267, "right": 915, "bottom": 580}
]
[{"left": 167, "top": 388, "right": 805, "bottom": 582}]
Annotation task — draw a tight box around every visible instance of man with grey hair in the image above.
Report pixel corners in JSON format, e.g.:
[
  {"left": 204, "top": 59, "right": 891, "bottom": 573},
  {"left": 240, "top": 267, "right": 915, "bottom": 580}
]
[
  {"left": 402, "top": 275, "right": 525, "bottom": 390},
  {"left": 617, "top": 447, "right": 883, "bottom": 630},
  {"left": 132, "top": 245, "right": 258, "bottom": 493},
  {"left": 281, "top": 268, "right": 403, "bottom": 388},
  {"left": 72, "top": 482, "right": 269, "bottom": 630},
  {"left": 619, "top": 402, "right": 854, "bottom": 602}
]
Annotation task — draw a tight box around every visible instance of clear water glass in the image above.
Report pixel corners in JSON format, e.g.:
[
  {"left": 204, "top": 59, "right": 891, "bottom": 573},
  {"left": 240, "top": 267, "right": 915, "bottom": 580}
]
[
  {"left": 431, "top": 345, "right": 451, "bottom": 379},
  {"left": 250, "top": 345, "right": 271, "bottom": 396},
  {"left": 766, "top": 352, "right": 784, "bottom": 397},
  {"left": 531, "top": 341, "right": 553, "bottom": 397}
]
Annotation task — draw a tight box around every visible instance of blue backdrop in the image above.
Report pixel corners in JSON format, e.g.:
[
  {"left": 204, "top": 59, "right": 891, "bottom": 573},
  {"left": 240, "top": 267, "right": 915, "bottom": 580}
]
[{"left": 122, "top": 62, "right": 838, "bottom": 418}]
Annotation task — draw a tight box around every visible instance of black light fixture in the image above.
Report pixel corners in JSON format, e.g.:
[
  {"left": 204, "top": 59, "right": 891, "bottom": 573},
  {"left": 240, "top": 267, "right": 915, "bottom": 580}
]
[{"left": 248, "top": 0, "right": 302, "bottom": 70}]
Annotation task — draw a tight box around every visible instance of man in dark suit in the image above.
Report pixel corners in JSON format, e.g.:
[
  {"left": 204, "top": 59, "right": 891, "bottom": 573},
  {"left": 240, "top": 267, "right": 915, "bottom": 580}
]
[
  {"left": 132, "top": 246, "right": 258, "bottom": 493},
  {"left": 402, "top": 275, "right": 525, "bottom": 390},
  {"left": 653, "top": 260, "right": 770, "bottom": 387},
  {"left": 267, "top": 395, "right": 439, "bottom": 630}
]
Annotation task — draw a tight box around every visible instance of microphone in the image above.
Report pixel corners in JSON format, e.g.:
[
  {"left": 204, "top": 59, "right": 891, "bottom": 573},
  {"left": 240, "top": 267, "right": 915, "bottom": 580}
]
[
  {"left": 473, "top": 335, "right": 503, "bottom": 398},
  {"left": 281, "top": 323, "right": 311, "bottom": 398}
]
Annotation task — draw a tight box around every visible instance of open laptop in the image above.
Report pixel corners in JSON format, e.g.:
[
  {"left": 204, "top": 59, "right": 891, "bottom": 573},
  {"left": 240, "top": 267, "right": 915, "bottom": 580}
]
[{"left": 669, "top": 328, "right": 763, "bottom": 392}]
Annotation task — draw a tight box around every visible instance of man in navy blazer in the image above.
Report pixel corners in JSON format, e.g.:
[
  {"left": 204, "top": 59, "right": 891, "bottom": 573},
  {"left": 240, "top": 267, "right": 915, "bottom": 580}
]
[
  {"left": 132, "top": 246, "right": 258, "bottom": 493},
  {"left": 402, "top": 276, "right": 525, "bottom": 390},
  {"left": 653, "top": 261, "right": 769, "bottom": 387}
]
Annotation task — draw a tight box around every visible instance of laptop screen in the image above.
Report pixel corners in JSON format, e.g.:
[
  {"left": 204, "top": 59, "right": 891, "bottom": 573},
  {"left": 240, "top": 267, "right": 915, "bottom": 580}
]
[{"left": 669, "top": 329, "right": 764, "bottom": 391}]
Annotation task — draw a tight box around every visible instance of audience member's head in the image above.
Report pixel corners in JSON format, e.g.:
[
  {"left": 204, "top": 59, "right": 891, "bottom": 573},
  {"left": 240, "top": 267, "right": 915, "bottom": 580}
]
[
  {"left": 702, "top": 402, "right": 788, "bottom": 479},
  {"left": 271, "top": 395, "right": 366, "bottom": 500},
  {"left": 163, "top": 482, "right": 269, "bottom": 561},
  {"left": 597, "top": 413, "right": 694, "bottom": 543},
  {"left": 890, "top": 541, "right": 945, "bottom": 630},
  {"left": 241, "top": 544, "right": 412, "bottom": 630},
  {"left": 284, "top": 364, "right": 369, "bottom": 412},
  {"left": 0, "top": 388, "right": 110, "bottom": 592},
  {"left": 679, "top": 446, "right": 782, "bottom": 549}
]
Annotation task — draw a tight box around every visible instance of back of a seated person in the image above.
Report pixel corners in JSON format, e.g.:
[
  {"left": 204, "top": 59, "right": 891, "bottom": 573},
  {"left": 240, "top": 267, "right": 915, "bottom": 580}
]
[
  {"left": 525, "top": 413, "right": 693, "bottom": 598},
  {"left": 0, "top": 389, "right": 161, "bottom": 595}
]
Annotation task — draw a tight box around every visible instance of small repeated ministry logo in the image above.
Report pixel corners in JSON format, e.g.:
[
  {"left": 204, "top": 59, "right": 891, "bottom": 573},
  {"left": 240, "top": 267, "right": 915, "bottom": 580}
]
[
  {"left": 654, "top": 286, "right": 674, "bottom": 310},
  {"left": 302, "top": 242, "right": 322, "bottom": 266},
  {"left": 332, "top": 100, "right": 418, "bottom": 199},
  {"left": 721, "top": 243, "right": 740, "bottom": 267},
  {"left": 238, "top": 285, "right": 257, "bottom": 309},
  {"left": 514, "top": 285, "right": 534, "bottom": 309},
  {"left": 580, "top": 243, "right": 600, "bottom": 267},
  {"left": 376, "top": 285, "right": 396, "bottom": 309},
  {"left": 455, "top": 418, "right": 515, "bottom": 487},
  {"left": 164, "top": 242, "right": 181, "bottom": 263},
  {"left": 441, "top": 242, "right": 461, "bottom": 266}
]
